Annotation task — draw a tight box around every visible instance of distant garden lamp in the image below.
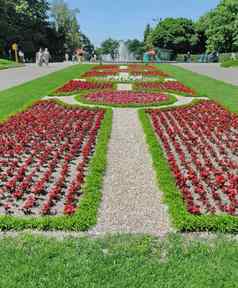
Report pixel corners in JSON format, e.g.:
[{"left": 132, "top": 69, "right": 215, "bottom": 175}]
[{"left": 12, "top": 43, "right": 18, "bottom": 63}]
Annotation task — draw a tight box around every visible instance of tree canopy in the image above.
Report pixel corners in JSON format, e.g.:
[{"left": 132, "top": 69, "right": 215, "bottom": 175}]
[
  {"left": 101, "top": 38, "right": 119, "bottom": 60},
  {"left": 0, "top": 0, "right": 93, "bottom": 60},
  {"left": 197, "top": 0, "right": 238, "bottom": 52},
  {"left": 146, "top": 18, "right": 200, "bottom": 54}
]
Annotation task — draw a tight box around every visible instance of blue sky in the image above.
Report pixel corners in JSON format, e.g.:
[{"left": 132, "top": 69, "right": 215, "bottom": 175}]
[{"left": 66, "top": 0, "right": 220, "bottom": 47}]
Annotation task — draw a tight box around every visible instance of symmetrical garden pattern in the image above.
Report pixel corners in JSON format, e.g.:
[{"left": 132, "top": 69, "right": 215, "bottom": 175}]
[
  {"left": 2, "top": 63, "right": 236, "bottom": 233},
  {"left": 52, "top": 64, "right": 197, "bottom": 107}
]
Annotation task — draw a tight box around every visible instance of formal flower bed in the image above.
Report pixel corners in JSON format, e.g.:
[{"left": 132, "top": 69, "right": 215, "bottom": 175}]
[
  {"left": 136, "top": 81, "right": 196, "bottom": 96},
  {"left": 128, "top": 64, "right": 157, "bottom": 71},
  {"left": 82, "top": 91, "right": 170, "bottom": 106},
  {"left": 149, "top": 101, "right": 238, "bottom": 216},
  {"left": 82, "top": 70, "right": 118, "bottom": 77},
  {"left": 132, "top": 70, "right": 169, "bottom": 77},
  {"left": 106, "top": 75, "right": 143, "bottom": 82},
  {"left": 54, "top": 80, "right": 113, "bottom": 94},
  {"left": 94, "top": 65, "right": 119, "bottom": 70},
  {"left": 0, "top": 101, "right": 106, "bottom": 217}
]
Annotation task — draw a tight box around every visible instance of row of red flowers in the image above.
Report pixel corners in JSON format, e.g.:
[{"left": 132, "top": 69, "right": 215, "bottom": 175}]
[
  {"left": 131, "top": 70, "right": 169, "bottom": 77},
  {"left": 136, "top": 81, "right": 197, "bottom": 96},
  {"left": 149, "top": 101, "right": 238, "bottom": 216},
  {"left": 93, "top": 64, "right": 157, "bottom": 72},
  {"left": 82, "top": 70, "right": 118, "bottom": 77},
  {"left": 82, "top": 65, "right": 169, "bottom": 78},
  {"left": 84, "top": 91, "right": 168, "bottom": 105},
  {"left": 128, "top": 64, "right": 157, "bottom": 71},
  {"left": 93, "top": 65, "right": 118, "bottom": 70},
  {"left": 0, "top": 101, "right": 105, "bottom": 216},
  {"left": 55, "top": 80, "right": 113, "bottom": 94}
]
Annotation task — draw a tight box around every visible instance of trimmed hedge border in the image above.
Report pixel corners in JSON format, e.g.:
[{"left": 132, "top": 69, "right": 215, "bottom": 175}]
[
  {"left": 0, "top": 100, "right": 112, "bottom": 231},
  {"left": 139, "top": 106, "right": 238, "bottom": 233}
]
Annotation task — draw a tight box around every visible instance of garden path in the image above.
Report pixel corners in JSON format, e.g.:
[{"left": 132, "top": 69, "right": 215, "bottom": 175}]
[
  {"left": 43, "top": 94, "right": 208, "bottom": 108},
  {"left": 0, "top": 62, "right": 72, "bottom": 91},
  {"left": 89, "top": 108, "right": 172, "bottom": 236}
]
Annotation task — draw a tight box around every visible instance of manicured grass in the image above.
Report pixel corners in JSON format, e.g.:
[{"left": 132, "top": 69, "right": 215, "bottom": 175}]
[
  {"left": 158, "top": 64, "right": 238, "bottom": 113},
  {"left": 0, "top": 100, "right": 112, "bottom": 231},
  {"left": 0, "top": 233, "right": 238, "bottom": 287},
  {"left": 0, "top": 58, "right": 23, "bottom": 70},
  {"left": 221, "top": 59, "right": 238, "bottom": 68},
  {"left": 0, "top": 64, "right": 94, "bottom": 121},
  {"left": 139, "top": 105, "right": 238, "bottom": 232}
]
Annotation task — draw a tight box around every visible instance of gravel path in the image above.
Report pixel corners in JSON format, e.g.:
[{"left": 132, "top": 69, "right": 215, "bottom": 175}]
[
  {"left": 44, "top": 94, "right": 208, "bottom": 109},
  {"left": 174, "top": 63, "right": 238, "bottom": 86},
  {"left": 89, "top": 109, "right": 172, "bottom": 237},
  {"left": 117, "top": 83, "right": 132, "bottom": 91},
  {"left": 0, "top": 62, "right": 73, "bottom": 91}
]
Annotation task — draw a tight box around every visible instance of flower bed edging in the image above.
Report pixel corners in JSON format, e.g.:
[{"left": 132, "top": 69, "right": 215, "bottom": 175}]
[
  {"left": 76, "top": 92, "right": 177, "bottom": 108},
  {"left": 139, "top": 107, "right": 238, "bottom": 233},
  {"left": 0, "top": 101, "right": 112, "bottom": 231}
]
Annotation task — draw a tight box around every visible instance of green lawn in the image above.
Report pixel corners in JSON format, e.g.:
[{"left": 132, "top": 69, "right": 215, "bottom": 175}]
[
  {"left": 0, "top": 58, "right": 23, "bottom": 70},
  {"left": 159, "top": 64, "right": 238, "bottom": 113},
  {"left": 0, "top": 234, "right": 237, "bottom": 288},
  {"left": 221, "top": 59, "right": 238, "bottom": 68},
  {"left": 0, "top": 64, "right": 94, "bottom": 121}
]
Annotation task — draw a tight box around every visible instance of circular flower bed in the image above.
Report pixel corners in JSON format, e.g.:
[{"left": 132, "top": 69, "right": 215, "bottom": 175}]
[{"left": 81, "top": 91, "right": 170, "bottom": 106}]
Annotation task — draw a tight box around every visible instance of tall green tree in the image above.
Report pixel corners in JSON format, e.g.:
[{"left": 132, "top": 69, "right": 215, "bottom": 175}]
[
  {"left": 197, "top": 0, "right": 238, "bottom": 52},
  {"left": 146, "top": 18, "right": 200, "bottom": 53},
  {"left": 80, "top": 33, "right": 95, "bottom": 60},
  {"left": 144, "top": 24, "right": 152, "bottom": 43},
  {"left": 0, "top": 0, "right": 60, "bottom": 59},
  {"left": 51, "top": 0, "right": 81, "bottom": 52},
  {"left": 126, "top": 39, "right": 144, "bottom": 60},
  {"left": 101, "top": 38, "right": 119, "bottom": 60}
]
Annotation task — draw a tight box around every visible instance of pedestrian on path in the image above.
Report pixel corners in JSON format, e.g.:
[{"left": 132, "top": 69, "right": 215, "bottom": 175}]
[
  {"left": 36, "top": 48, "right": 43, "bottom": 66},
  {"left": 65, "top": 53, "right": 69, "bottom": 62},
  {"left": 43, "top": 48, "right": 50, "bottom": 66},
  {"left": 18, "top": 50, "right": 25, "bottom": 63}
]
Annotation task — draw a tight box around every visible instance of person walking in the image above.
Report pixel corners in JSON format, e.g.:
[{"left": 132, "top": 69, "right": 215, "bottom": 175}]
[
  {"left": 43, "top": 48, "right": 50, "bottom": 66},
  {"left": 72, "top": 52, "right": 77, "bottom": 63},
  {"left": 36, "top": 48, "right": 43, "bottom": 66},
  {"left": 65, "top": 53, "right": 69, "bottom": 62},
  {"left": 18, "top": 50, "right": 25, "bottom": 63},
  {"left": 187, "top": 51, "right": 191, "bottom": 62}
]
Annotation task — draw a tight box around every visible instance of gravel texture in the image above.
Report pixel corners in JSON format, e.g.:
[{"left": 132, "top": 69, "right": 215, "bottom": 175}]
[
  {"left": 89, "top": 109, "right": 172, "bottom": 237},
  {"left": 44, "top": 95, "right": 208, "bottom": 109},
  {"left": 174, "top": 63, "right": 238, "bottom": 86},
  {"left": 117, "top": 83, "right": 132, "bottom": 91}
]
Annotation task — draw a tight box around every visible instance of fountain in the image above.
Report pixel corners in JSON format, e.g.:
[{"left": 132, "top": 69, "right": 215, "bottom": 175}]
[{"left": 102, "top": 40, "right": 136, "bottom": 63}]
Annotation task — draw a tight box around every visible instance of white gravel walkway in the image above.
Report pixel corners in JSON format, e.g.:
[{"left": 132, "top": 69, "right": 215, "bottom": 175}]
[{"left": 89, "top": 109, "right": 172, "bottom": 237}]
